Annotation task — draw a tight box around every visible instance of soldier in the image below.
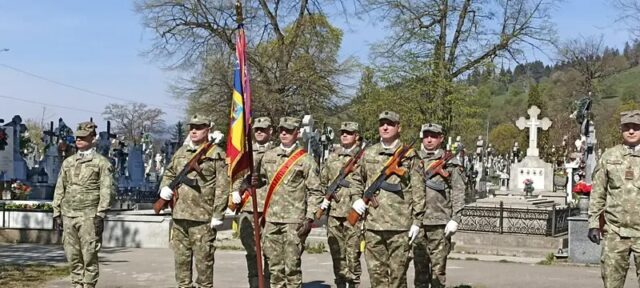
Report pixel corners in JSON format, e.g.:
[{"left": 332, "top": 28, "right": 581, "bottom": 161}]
[
  {"left": 230, "top": 116, "right": 273, "bottom": 288},
  {"left": 351, "top": 111, "right": 425, "bottom": 288},
  {"left": 52, "top": 121, "right": 115, "bottom": 288},
  {"left": 413, "top": 123, "right": 465, "bottom": 288},
  {"left": 588, "top": 110, "right": 640, "bottom": 288},
  {"left": 158, "top": 115, "right": 228, "bottom": 288},
  {"left": 255, "top": 116, "right": 323, "bottom": 288},
  {"left": 319, "top": 121, "right": 364, "bottom": 288}
]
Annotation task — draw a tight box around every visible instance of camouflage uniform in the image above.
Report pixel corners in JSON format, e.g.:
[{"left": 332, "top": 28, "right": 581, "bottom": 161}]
[
  {"left": 413, "top": 123, "right": 465, "bottom": 288},
  {"left": 161, "top": 115, "right": 228, "bottom": 288},
  {"left": 53, "top": 122, "right": 115, "bottom": 288},
  {"left": 320, "top": 122, "right": 364, "bottom": 288},
  {"left": 234, "top": 117, "right": 273, "bottom": 288},
  {"left": 354, "top": 111, "right": 426, "bottom": 288},
  {"left": 589, "top": 110, "right": 640, "bottom": 288},
  {"left": 257, "top": 117, "right": 323, "bottom": 288}
]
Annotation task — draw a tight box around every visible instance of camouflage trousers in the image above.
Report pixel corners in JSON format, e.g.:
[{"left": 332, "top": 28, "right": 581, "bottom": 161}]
[
  {"left": 364, "top": 229, "right": 412, "bottom": 288},
  {"left": 327, "top": 216, "right": 362, "bottom": 287},
  {"left": 62, "top": 216, "right": 101, "bottom": 288},
  {"left": 601, "top": 232, "right": 640, "bottom": 288},
  {"left": 262, "top": 222, "right": 305, "bottom": 288},
  {"left": 413, "top": 225, "right": 450, "bottom": 288},
  {"left": 171, "top": 219, "right": 217, "bottom": 288},
  {"left": 239, "top": 212, "right": 271, "bottom": 288}
]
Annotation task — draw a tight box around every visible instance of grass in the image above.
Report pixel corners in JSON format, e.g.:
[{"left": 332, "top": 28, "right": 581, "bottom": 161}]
[
  {"left": 305, "top": 242, "right": 327, "bottom": 254},
  {"left": 537, "top": 252, "right": 556, "bottom": 266},
  {"left": 0, "top": 264, "right": 69, "bottom": 288}
]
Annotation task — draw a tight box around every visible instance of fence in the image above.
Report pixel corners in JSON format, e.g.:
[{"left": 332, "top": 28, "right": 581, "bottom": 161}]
[{"left": 459, "top": 202, "right": 579, "bottom": 236}]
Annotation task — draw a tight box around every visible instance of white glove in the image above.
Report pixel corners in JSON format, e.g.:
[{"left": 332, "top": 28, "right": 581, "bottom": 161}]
[
  {"left": 352, "top": 199, "right": 367, "bottom": 215},
  {"left": 320, "top": 198, "right": 331, "bottom": 210},
  {"left": 444, "top": 220, "right": 459, "bottom": 237},
  {"left": 210, "top": 218, "right": 224, "bottom": 229},
  {"left": 159, "top": 186, "right": 174, "bottom": 200},
  {"left": 231, "top": 191, "right": 242, "bottom": 204},
  {"left": 408, "top": 224, "right": 420, "bottom": 244}
]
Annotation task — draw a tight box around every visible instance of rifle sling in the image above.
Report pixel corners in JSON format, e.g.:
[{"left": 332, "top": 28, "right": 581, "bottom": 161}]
[{"left": 261, "top": 149, "right": 306, "bottom": 224}]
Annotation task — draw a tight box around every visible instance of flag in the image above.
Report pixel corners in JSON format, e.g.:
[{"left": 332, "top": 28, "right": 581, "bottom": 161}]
[{"left": 226, "top": 23, "right": 253, "bottom": 182}]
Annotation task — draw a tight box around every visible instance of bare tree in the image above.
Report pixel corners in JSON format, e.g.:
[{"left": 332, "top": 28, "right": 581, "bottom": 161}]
[
  {"left": 613, "top": 0, "right": 640, "bottom": 37},
  {"left": 363, "top": 0, "right": 558, "bottom": 127},
  {"left": 557, "top": 35, "right": 628, "bottom": 95},
  {"left": 102, "top": 103, "right": 166, "bottom": 143}
]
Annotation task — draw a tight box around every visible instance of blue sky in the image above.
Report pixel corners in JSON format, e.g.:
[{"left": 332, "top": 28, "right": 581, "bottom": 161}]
[{"left": 0, "top": 0, "right": 632, "bottom": 133}]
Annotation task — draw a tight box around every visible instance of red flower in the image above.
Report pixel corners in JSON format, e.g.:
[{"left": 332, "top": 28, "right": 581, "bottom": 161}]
[{"left": 572, "top": 181, "right": 592, "bottom": 194}]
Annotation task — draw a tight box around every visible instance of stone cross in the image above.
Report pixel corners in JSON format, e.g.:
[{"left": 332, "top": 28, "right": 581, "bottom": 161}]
[{"left": 515, "top": 105, "right": 552, "bottom": 158}]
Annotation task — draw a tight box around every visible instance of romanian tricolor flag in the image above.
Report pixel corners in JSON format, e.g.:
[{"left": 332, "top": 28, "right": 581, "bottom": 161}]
[{"left": 226, "top": 22, "right": 252, "bottom": 182}]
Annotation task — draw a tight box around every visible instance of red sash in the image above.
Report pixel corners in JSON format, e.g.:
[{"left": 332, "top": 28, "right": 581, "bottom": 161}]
[{"left": 260, "top": 148, "right": 306, "bottom": 225}]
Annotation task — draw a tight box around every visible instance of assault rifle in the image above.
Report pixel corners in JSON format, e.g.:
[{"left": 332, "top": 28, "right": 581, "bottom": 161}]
[
  {"left": 423, "top": 150, "right": 457, "bottom": 191},
  {"left": 153, "top": 138, "right": 216, "bottom": 214},
  {"left": 315, "top": 142, "right": 367, "bottom": 220},
  {"left": 347, "top": 139, "right": 417, "bottom": 226}
]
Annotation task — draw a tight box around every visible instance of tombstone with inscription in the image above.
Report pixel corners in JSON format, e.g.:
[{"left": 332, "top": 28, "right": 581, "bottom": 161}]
[{"left": 2, "top": 116, "right": 28, "bottom": 181}]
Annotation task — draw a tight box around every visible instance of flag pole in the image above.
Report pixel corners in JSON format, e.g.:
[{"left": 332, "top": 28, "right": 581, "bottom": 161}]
[{"left": 236, "top": 2, "right": 265, "bottom": 288}]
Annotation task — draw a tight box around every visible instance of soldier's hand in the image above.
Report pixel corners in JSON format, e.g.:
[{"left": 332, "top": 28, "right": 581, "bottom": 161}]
[
  {"left": 94, "top": 216, "right": 104, "bottom": 237},
  {"left": 251, "top": 174, "right": 259, "bottom": 187},
  {"left": 53, "top": 216, "right": 63, "bottom": 230},
  {"left": 231, "top": 191, "right": 242, "bottom": 204},
  {"left": 159, "top": 186, "right": 174, "bottom": 200},
  {"left": 320, "top": 198, "right": 331, "bottom": 210},
  {"left": 296, "top": 218, "right": 314, "bottom": 238},
  {"left": 444, "top": 220, "right": 459, "bottom": 238},
  {"left": 352, "top": 199, "right": 367, "bottom": 215},
  {"left": 587, "top": 228, "right": 601, "bottom": 245},
  {"left": 210, "top": 218, "right": 224, "bottom": 229},
  {"left": 408, "top": 224, "right": 420, "bottom": 244}
]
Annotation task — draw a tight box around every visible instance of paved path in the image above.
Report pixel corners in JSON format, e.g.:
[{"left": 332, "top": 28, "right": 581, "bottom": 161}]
[{"left": 0, "top": 244, "right": 636, "bottom": 287}]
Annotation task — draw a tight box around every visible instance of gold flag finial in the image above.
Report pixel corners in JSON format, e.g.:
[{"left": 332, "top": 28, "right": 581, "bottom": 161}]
[{"left": 235, "top": 1, "right": 243, "bottom": 25}]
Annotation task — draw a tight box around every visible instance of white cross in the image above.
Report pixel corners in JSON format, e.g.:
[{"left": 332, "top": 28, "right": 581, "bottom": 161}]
[{"left": 515, "top": 105, "right": 552, "bottom": 158}]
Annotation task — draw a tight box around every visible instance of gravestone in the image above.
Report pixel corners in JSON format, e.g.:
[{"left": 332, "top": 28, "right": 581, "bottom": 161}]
[
  {"left": 0, "top": 125, "right": 14, "bottom": 180},
  {"left": 126, "top": 144, "right": 146, "bottom": 188},
  {"left": 2, "top": 116, "right": 28, "bottom": 180},
  {"left": 510, "top": 106, "right": 554, "bottom": 192}
]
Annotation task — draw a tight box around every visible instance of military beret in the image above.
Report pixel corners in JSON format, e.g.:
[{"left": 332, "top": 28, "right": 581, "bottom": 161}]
[
  {"left": 378, "top": 110, "right": 400, "bottom": 123},
  {"left": 253, "top": 117, "right": 272, "bottom": 129},
  {"left": 340, "top": 121, "right": 360, "bottom": 132},
  {"left": 188, "top": 114, "right": 211, "bottom": 126},
  {"left": 278, "top": 116, "right": 300, "bottom": 129},
  {"left": 421, "top": 123, "right": 444, "bottom": 135},
  {"left": 620, "top": 110, "right": 640, "bottom": 125},
  {"left": 75, "top": 121, "right": 97, "bottom": 137}
]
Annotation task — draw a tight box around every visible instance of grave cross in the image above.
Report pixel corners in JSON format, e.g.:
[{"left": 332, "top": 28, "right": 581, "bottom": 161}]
[{"left": 515, "top": 105, "right": 552, "bottom": 158}]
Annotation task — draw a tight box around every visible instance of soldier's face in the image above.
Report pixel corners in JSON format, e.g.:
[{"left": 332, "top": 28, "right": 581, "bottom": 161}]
[
  {"left": 422, "top": 132, "right": 444, "bottom": 150},
  {"left": 340, "top": 130, "right": 357, "bottom": 147},
  {"left": 189, "top": 124, "right": 210, "bottom": 145},
  {"left": 279, "top": 127, "right": 298, "bottom": 147},
  {"left": 75, "top": 135, "right": 95, "bottom": 151},
  {"left": 378, "top": 120, "right": 400, "bottom": 141},
  {"left": 621, "top": 123, "right": 640, "bottom": 146},
  {"left": 254, "top": 127, "right": 272, "bottom": 143}
]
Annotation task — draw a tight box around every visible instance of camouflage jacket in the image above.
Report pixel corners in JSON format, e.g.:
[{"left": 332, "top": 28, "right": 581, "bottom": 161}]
[
  {"left": 418, "top": 148, "right": 465, "bottom": 225},
  {"left": 320, "top": 146, "right": 364, "bottom": 218},
  {"left": 589, "top": 144, "right": 640, "bottom": 237},
  {"left": 53, "top": 149, "right": 115, "bottom": 218},
  {"left": 257, "top": 144, "right": 323, "bottom": 223},
  {"left": 231, "top": 142, "right": 272, "bottom": 212},
  {"left": 161, "top": 144, "right": 228, "bottom": 222},
  {"left": 354, "top": 141, "right": 425, "bottom": 231}
]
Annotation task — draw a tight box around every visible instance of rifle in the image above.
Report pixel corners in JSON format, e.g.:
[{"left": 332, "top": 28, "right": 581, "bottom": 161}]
[
  {"left": 153, "top": 138, "right": 216, "bottom": 214},
  {"left": 347, "top": 139, "right": 417, "bottom": 226},
  {"left": 422, "top": 150, "right": 458, "bottom": 191},
  {"left": 315, "top": 142, "right": 367, "bottom": 220}
]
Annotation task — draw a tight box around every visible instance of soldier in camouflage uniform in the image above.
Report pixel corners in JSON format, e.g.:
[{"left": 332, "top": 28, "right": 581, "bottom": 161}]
[
  {"left": 158, "top": 115, "right": 228, "bottom": 288},
  {"left": 53, "top": 121, "right": 115, "bottom": 288},
  {"left": 351, "top": 111, "right": 426, "bottom": 288},
  {"left": 230, "top": 116, "right": 273, "bottom": 288},
  {"left": 588, "top": 110, "right": 640, "bottom": 288},
  {"left": 319, "top": 121, "right": 364, "bottom": 288},
  {"left": 413, "top": 123, "right": 465, "bottom": 288},
  {"left": 255, "top": 116, "right": 323, "bottom": 288}
]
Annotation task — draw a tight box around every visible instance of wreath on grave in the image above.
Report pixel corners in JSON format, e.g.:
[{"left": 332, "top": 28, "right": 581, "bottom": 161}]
[{"left": 0, "top": 127, "right": 7, "bottom": 151}]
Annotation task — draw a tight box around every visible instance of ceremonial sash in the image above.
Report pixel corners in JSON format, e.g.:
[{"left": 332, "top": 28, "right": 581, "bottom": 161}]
[{"left": 260, "top": 148, "right": 306, "bottom": 225}]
